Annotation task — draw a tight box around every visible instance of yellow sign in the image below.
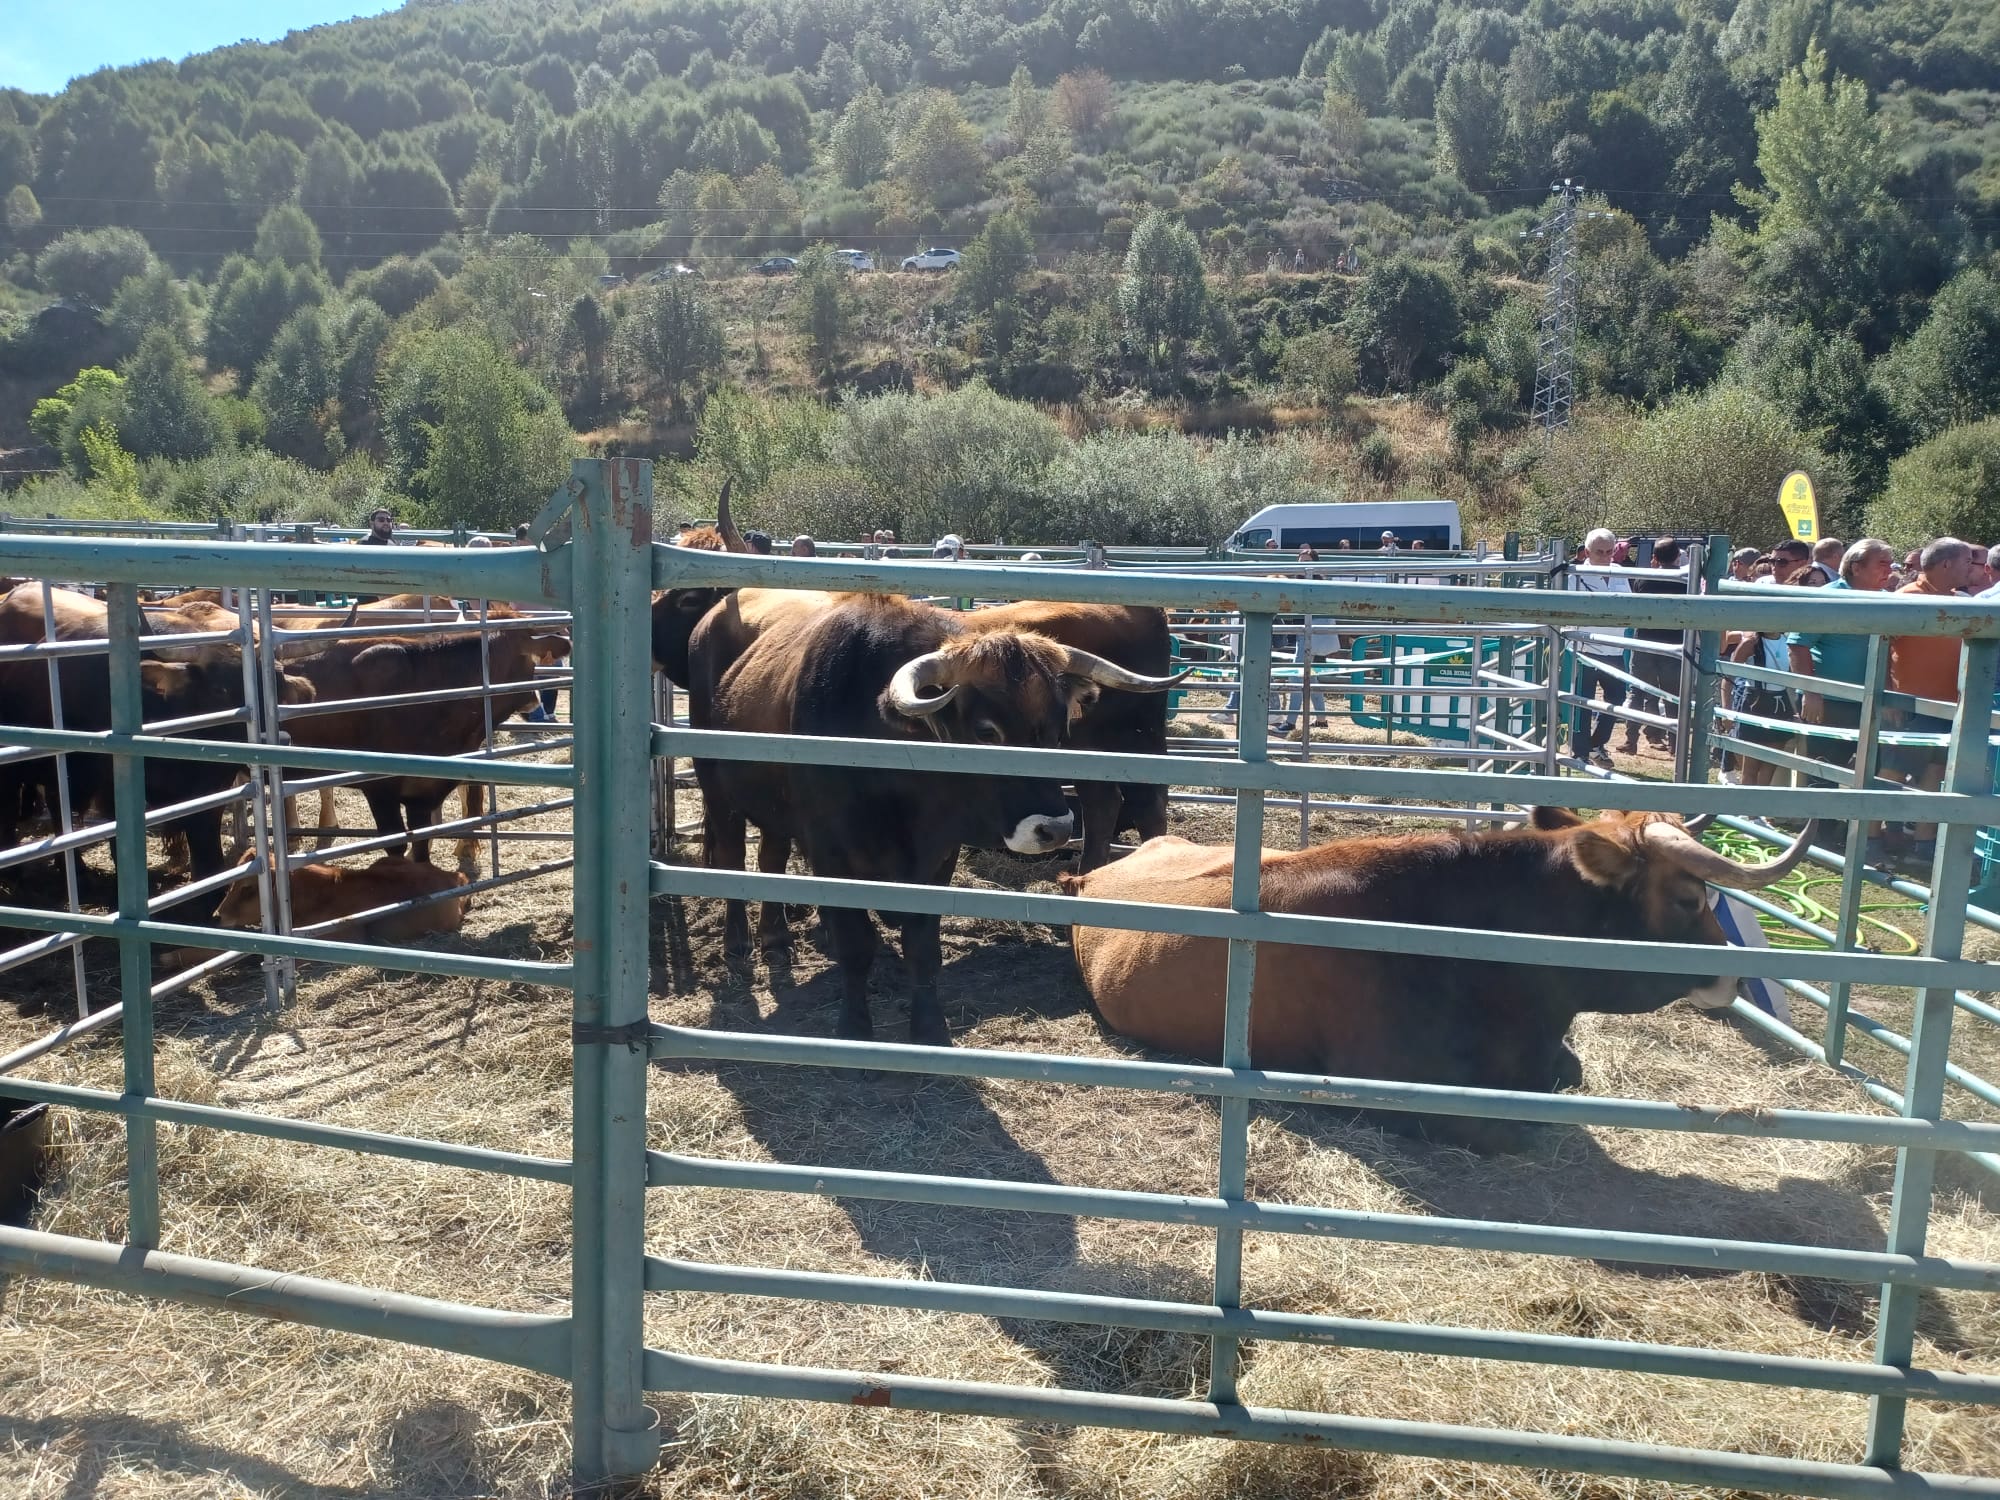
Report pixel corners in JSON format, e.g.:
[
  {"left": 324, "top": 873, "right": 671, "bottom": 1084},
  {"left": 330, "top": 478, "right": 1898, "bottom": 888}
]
[{"left": 1778, "top": 471, "right": 1819, "bottom": 542}]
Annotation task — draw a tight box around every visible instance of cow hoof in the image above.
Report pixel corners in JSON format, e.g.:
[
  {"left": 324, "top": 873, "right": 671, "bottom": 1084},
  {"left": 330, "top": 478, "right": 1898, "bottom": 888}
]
[
  {"left": 723, "top": 944, "right": 754, "bottom": 974},
  {"left": 835, "top": 1013, "right": 874, "bottom": 1042},
  {"left": 908, "top": 1014, "right": 952, "bottom": 1048}
]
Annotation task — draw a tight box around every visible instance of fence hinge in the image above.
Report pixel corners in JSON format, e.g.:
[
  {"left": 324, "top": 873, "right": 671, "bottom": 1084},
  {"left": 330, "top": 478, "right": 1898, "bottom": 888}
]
[{"left": 572, "top": 1020, "right": 652, "bottom": 1052}]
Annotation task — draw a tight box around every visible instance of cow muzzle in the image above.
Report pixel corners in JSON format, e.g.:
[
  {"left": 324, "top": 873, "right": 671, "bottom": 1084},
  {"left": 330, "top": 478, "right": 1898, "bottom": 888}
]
[
  {"left": 1684, "top": 975, "right": 1738, "bottom": 1010},
  {"left": 1006, "top": 811, "right": 1075, "bottom": 855}
]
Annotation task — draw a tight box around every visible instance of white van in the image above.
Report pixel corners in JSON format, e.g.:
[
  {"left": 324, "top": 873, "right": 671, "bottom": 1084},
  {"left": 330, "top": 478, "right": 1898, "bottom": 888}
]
[{"left": 1227, "top": 500, "right": 1462, "bottom": 552}]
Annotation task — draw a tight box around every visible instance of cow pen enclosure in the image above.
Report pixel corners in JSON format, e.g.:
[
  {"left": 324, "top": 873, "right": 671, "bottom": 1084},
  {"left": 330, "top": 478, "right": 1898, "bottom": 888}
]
[{"left": 1, "top": 460, "right": 1999, "bottom": 1499}]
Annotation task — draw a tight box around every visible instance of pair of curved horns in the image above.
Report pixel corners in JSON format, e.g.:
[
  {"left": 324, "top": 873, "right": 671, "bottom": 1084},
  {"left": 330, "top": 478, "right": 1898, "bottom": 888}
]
[
  {"left": 1642, "top": 817, "right": 1819, "bottom": 889},
  {"left": 887, "top": 645, "right": 1194, "bottom": 718}
]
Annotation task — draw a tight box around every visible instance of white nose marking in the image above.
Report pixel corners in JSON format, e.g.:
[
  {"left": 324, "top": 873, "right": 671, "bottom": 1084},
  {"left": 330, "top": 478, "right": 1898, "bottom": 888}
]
[{"left": 1006, "top": 812, "right": 1075, "bottom": 854}]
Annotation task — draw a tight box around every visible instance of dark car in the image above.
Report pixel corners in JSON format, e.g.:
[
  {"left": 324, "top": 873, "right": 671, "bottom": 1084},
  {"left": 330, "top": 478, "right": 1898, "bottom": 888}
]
[{"left": 755, "top": 256, "right": 798, "bottom": 276}]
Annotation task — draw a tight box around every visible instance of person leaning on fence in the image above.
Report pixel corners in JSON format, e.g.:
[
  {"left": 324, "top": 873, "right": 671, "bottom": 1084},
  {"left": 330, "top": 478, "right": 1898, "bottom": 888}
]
[
  {"left": 1786, "top": 539, "right": 1894, "bottom": 794},
  {"left": 1876, "top": 538, "right": 1983, "bottom": 866},
  {"left": 1729, "top": 547, "right": 1760, "bottom": 583},
  {"left": 1566, "top": 528, "right": 1630, "bottom": 770},
  {"left": 1626, "top": 537, "right": 1685, "bottom": 755}
]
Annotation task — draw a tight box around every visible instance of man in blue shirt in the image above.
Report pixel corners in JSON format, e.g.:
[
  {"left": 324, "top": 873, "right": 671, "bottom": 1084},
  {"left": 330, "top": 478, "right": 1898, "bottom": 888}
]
[{"left": 1786, "top": 538, "right": 1895, "bottom": 772}]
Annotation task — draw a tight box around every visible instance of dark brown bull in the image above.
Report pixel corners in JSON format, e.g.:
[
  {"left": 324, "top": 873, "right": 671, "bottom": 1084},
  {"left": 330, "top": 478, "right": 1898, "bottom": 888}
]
[
  {"left": 959, "top": 601, "right": 1172, "bottom": 871},
  {"left": 1061, "top": 808, "right": 1816, "bottom": 1149},
  {"left": 691, "top": 591, "right": 1186, "bottom": 1043},
  {"left": 651, "top": 493, "right": 1174, "bottom": 873},
  {"left": 282, "top": 623, "right": 569, "bottom": 862}
]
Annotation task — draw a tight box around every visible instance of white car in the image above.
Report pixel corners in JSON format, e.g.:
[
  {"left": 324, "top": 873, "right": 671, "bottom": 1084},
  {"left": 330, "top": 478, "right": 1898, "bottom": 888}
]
[
  {"left": 833, "top": 248, "right": 875, "bottom": 271},
  {"left": 901, "top": 247, "right": 960, "bottom": 272}
]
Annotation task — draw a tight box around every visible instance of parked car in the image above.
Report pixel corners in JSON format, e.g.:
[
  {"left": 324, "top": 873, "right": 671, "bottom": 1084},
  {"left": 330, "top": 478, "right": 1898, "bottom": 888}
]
[
  {"left": 754, "top": 256, "right": 798, "bottom": 276},
  {"left": 832, "top": 248, "right": 875, "bottom": 271},
  {"left": 595, "top": 273, "right": 625, "bottom": 289},
  {"left": 901, "top": 247, "right": 960, "bottom": 272},
  {"left": 643, "top": 264, "right": 700, "bottom": 283}
]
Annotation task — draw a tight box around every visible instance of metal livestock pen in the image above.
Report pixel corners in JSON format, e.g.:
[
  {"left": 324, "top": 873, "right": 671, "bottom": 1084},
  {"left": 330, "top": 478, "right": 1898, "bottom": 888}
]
[{"left": 0, "top": 458, "right": 1997, "bottom": 1497}]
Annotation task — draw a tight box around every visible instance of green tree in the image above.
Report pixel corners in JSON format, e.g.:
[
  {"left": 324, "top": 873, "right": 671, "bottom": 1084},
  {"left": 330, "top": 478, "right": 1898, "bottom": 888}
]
[
  {"left": 107, "top": 264, "right": 195, "bottom": 354},
  {"left": 3, "top": 183, "right": 38, "bottom": 235},
  {"left": 1877, "top": 269, "right": 2000, "bottom": 444},
  {"left": 957, "top": 212, "right": 1036, "bottom": 361},
  {"left": 1436, "top": 61, "right": 1507, "bottom": 192},
  {"left": 793, "top": 243, "right": 850, "bottom": 379},
  {"left": 252, "top": 202, "right": 323, "bottom": 270},
  {"left": 1006, "top": 66, "right": 1044, "bottom": 145},
  {"left": 1118, "top": 211, "right": 1207, "bottom": 372},
  {"left": 30, "top": 367, "right": 126, "bottom": 477},
  {"left": 1865, "top": 419, "right": 2000, "bottom": 550},
  {"left": 630, "top": 278, "right": 725, "bottom": 414},
  {"left": 561, "top": 292, "right": 612, "bottom": 424},
  {"left": 1346, "top": 255, "right": 1459, "bottom": 390},
  {"left": 118, "top": 329, "right": 224, "bottom": 461},
  {"left": 252, "top": 308, "right": 345, "bottom": 467},
  {"left": 380, "top": 328, "right": 577, "bottom": 529},
  {"left": 1327, "top": 36, "right": 1389, "bottom": 115},
  {"left": 893, "top": 91, "right": 985, "bottom": 213},
  {"left": 206, "top": 255, "right": 329, "bottom": 386},
  {"left": 35, "top": 227, "right": 154, "bottom": 306},
  {"left": 690, "top": 109, "right": 778, "bottom": 177},
  {"left": 1739, "top": 45, "right": 1895, "bottom": 241},
  {"left": 829, "top": 86, "right": 891, "bottom": 190}
]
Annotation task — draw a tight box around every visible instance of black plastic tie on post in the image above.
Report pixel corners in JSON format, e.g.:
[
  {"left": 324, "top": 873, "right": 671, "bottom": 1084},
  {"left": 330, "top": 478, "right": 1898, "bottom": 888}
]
[{"left": 572, "top": 1020, "right": 650, "bottom": 1052}]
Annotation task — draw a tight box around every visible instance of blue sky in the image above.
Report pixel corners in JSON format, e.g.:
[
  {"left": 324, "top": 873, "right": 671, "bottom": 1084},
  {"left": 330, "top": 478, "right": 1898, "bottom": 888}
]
[{"left": 2, "top": 3, "right": 398, "bottom": 96}]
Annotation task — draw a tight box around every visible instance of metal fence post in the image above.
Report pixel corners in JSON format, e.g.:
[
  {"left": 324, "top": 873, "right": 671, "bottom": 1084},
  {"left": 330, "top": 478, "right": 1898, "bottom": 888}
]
[
  {"left": 1864, "top": 635, "right": 1997, "bottom": 1466},
  {"left": 105, "top": 585, "right": 159, "bottom": 1247},
  {"left": 1209, "top": 609, "right": 1271, "bottom": 1405},
  {"left": 567, "top": 457, "right": 662, "bottom": 1487},
  {"left": 1681, "top": 534, "right": 1729, "bottom": 787},
  {"left": 1825, "top": 635, "right": 1888, "bottom": 1069}
]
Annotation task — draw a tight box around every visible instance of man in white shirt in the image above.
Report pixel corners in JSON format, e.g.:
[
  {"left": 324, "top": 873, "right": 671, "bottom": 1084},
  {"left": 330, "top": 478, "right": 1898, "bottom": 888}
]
[{"left": 1568, "top": 527, "right": 1631, "bottom": 769}]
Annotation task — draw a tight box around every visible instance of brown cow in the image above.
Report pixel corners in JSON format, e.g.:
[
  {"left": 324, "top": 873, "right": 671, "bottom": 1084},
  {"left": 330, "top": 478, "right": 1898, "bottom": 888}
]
[
  {"left": 1060, "top": 809, "right": 1816, "bottom": 1149},
  {"left": 282, "top": 622, "right": 569, "bottom": 862},
  {"left": 692, "top": 591, "right": 1187, "bottom": 1042},
  {"left": 0, "top": 585, "right": 315, "bottom": 917},
  {"left": 221, "top": 851, "right": 474, "bottom": 942}
]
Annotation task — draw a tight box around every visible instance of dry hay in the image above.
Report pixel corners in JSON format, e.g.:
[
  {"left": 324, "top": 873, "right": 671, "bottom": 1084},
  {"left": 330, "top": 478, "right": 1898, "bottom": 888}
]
[{"left": 0, "top": 709, "right": 1996, "bottom": 1500}]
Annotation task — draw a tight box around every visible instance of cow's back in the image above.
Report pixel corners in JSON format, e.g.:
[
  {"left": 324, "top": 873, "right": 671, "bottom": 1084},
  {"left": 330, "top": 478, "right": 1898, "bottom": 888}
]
[{"left": 1067, "top": 833, "right": 1495, "bottom": 1079}]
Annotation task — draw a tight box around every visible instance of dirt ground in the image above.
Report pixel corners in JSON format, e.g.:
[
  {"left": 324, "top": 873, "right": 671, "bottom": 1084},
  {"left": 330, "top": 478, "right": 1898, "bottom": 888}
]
[{"left": 0, "top": 692, "right": 1996, "bottom": 1500}]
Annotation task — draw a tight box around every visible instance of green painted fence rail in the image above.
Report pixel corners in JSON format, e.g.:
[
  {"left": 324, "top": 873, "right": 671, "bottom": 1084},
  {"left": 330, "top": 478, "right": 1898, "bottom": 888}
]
[{"left": 0, "top": 460, "right": 1996, "bottom": 1497}]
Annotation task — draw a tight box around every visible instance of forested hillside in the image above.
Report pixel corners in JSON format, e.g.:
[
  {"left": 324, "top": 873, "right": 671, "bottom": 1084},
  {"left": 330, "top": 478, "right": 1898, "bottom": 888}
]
[{"left": 1, "top": 0, "right": 1997, "bottom": 547}]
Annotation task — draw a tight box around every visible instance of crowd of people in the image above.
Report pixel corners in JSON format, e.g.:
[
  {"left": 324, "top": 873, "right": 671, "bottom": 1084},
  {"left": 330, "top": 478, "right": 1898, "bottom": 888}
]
[{"left": 1569, "top": 526, "right": 2000, "bottom": 870}]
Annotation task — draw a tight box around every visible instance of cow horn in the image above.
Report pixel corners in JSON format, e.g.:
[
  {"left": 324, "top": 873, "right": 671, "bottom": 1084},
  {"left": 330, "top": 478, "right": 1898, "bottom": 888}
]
[
  {"left": 341, "top": 601, "right": 359, "bottom": 627},
  {"left": 886, "top": 650, "right": 960, "bottom": 717},
  {"left": 1680, "top": 812, "right": 1715, "bottom": 836},
  {"left": 716, "top": 478, "right": 747, "bottom": 553},
  {"left": 1055, "top": 646, "right": 1196, "bottom": 693},
  {"left": 1643, "top": 819, "right": 1819, "bottom": 888}
]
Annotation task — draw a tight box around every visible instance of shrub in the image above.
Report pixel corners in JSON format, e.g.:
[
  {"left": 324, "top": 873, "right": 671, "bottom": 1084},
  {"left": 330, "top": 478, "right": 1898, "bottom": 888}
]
[
  {"left": 1276, "top": 329, "right": 1357, "bottom": 408},
  {"left": 346, "top": 255, "right": 444, "bottom": 319},
  {"left": 1864, "top": 418, "right": 2000, "bottom": 550},
  {"left": 1358, "top": 430, "right": 1397, "bottom": 480},
  {"left": 827, "top": 383, "right": 1066, "bottom": 543},
  {"left": 1533, "top": 388, "right": 1840, "bottom": 547},
  {"left": 35, "top": 227, "right": 154, "bottom": 307}
]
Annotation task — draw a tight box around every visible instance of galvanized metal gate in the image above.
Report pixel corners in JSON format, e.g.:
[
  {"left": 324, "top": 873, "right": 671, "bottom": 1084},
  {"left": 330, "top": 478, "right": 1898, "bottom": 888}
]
[{"left": 1, "top": 459, "right": 1999, "bottom": 1498}]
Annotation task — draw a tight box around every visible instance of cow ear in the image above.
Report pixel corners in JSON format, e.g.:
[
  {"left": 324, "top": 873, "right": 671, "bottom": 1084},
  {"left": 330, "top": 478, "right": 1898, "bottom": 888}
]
[
  {"left": 1569, "top": 826, "right": 1641, "bottom": 888},
  {"left": 1531, "top": 806, "right": 1584, "bottom": 830},
  {"left": 1060, "top": 675, "right": 1102, "bottom": 721},
  {"left": 138, "top": 661, "right": 185, "bottom": 696}
]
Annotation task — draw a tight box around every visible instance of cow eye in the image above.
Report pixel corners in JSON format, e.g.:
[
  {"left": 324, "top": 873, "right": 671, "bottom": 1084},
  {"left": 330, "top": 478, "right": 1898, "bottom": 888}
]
[{"left": 973, "top": 720, "right": 1005, "bottom": 744}]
